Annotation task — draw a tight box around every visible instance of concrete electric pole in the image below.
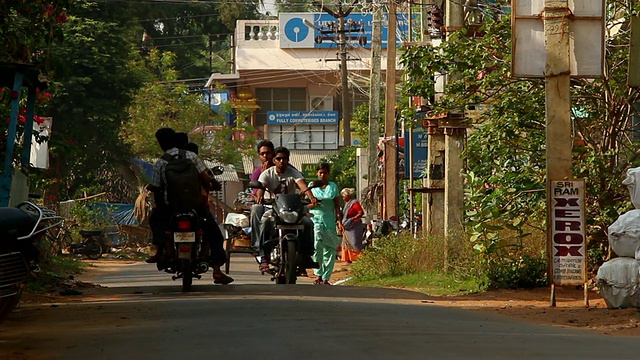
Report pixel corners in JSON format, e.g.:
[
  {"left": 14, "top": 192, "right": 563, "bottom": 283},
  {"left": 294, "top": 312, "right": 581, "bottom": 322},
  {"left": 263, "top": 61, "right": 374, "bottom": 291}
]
[
  {"left": 368, "top": 2, "right": 383, "bottom": 214},
  {"left": 384, "top": 0, "right": 398, "bottom": 219},
  {"left": 543, "top": 0, "right": 572, "bottom": 306}
]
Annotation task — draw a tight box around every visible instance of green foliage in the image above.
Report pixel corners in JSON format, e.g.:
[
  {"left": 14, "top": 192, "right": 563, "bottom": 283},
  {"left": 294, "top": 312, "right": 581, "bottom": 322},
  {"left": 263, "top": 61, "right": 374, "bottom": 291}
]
[
  {"left": 135, "top": 0, "right": 260, "bottom": 79},
  {"left": 351, "top": 232, "right": 477, "bottom": 281},
  {"left": 400, "top": 7, "right": 640, "bottom": 282},
  {"left": 481, "top": 254, "right": 548, "bottom": 290},
  {"left": 0, "top": 0, "right": 70, "bottom": 65},
  {"left": 321, "top": 146, "right": 357, "bottom": 189},
  {"left": 121, "top": 50, "right": 257, "bottom": 166},
  {"left": 28, "top": 254, "right": 86, "bottom": 292},
  {"left": 351, "top": 271, "right": 483, "bottom": 295}
]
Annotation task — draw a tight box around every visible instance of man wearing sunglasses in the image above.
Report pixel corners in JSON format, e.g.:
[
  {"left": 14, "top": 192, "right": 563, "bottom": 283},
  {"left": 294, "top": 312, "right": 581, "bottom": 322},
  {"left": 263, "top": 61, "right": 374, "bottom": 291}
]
[{"left": 254, "top": 146, "right": 319, "bottom": 273}]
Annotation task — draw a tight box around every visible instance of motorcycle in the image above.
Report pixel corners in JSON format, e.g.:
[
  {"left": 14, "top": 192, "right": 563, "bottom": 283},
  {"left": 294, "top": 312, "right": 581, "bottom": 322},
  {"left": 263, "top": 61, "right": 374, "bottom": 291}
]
[
  {"left": 68, "top": 230, "right": 108, "bottom": 260},
  {"left": 159, "top": 165, "right": 225, "bottom": 292},
  {"left": 248, "top": 179, "right": 322, "bottom": 284},
  {"left": 0, "top": 202, "right": 62, "bottom": 323}
]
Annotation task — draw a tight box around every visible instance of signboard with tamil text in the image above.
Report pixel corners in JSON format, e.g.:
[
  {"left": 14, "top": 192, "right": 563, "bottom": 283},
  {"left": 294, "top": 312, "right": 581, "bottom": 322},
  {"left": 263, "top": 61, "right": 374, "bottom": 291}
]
[
  {"left": 267, "top": 111, "right": 339, "bottom": 125},
  {"left": 550, "top": 179, "right": 587, "bottom": 286}
]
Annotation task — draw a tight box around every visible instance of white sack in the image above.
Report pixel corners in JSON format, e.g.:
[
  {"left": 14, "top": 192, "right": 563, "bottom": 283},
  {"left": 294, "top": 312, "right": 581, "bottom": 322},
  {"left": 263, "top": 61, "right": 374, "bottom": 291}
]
[
  {"left": 224, "top": 212, "right": 250, "bottom": 228},
  {"left": 596, "top": 257, "right": 640, "bottom": 309},
  {"left": 608, "top": 209, "right": 640, "bottom": 257},
  {"left": 622, "top": 166, "right": 640, "bottom": 209}
]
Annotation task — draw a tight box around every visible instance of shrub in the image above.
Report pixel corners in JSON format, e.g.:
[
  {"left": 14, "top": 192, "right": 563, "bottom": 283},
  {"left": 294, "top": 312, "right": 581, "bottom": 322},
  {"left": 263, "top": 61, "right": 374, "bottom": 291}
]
[{"left": 351, "top": 232, "right": 476, "bottom": 281}]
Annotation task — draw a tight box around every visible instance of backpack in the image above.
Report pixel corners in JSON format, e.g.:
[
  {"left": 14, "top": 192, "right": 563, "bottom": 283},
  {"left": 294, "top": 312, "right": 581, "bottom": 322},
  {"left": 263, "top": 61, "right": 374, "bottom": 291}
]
[{"left": 161, "top": 150, "right": 203, "bottom": 210}]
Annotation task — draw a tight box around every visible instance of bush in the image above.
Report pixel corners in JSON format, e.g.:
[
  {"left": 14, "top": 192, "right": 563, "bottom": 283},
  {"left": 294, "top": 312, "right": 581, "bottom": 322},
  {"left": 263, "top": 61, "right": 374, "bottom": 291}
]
[
  {"left": 351, "top": 232, "right": 476, "bottom": 281},
  {"left": 480, "top": 253, "right": 548, "bottom": 289}
]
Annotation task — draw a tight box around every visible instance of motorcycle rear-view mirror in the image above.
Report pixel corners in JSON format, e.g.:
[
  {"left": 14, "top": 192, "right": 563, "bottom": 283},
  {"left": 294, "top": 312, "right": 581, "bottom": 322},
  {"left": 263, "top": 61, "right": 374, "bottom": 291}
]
[
  {"left": 309, "top": 180, "right": 323, "bottom": 189},
  {"left": 211, "top": 165, "right": 224, "bottom": 176}
]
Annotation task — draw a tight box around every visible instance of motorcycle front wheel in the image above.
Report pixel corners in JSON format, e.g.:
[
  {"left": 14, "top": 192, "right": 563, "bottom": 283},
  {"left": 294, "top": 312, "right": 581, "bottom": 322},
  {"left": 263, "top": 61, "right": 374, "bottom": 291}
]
[
  {"left": 84, "top": 239, "right": 103, "bottom": 260},
  {"left": 284, "top": 241, "right": 297, "bottom": 284},
  {"left": 0, "top": 289, "right": 23, "bottom": 324}
]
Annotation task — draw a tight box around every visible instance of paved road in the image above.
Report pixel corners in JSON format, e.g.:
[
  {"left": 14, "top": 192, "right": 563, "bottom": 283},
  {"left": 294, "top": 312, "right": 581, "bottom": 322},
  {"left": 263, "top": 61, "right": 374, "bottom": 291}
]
[{"left": 2, "top": 254, "right": 640, "bottom": 359}]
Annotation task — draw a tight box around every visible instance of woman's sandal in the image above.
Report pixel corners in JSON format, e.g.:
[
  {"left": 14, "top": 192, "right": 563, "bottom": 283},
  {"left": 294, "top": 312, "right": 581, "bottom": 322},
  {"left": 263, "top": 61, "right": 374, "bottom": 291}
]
[{"left": 313, "top": 277, "right": 323, "bottom": 285}]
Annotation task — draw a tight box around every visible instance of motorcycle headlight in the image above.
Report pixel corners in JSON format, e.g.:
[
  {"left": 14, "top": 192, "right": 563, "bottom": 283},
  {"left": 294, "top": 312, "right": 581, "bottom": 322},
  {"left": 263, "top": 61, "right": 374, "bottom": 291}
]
[{"left": 279, "top": 210, "right": 299, "bottom": 224}]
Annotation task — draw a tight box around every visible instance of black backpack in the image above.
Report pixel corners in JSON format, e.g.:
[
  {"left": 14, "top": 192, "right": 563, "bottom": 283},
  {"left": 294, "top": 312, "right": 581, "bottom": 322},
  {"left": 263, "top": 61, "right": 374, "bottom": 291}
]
[{"left": 161, "top": 150, "right": 204, "bottom": 210}]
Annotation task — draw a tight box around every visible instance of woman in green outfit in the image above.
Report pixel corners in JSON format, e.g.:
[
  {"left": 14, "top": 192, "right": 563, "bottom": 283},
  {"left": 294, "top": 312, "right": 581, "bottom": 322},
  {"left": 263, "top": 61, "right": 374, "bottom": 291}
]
[{"left": 308, "top": 163, "right": 342, "bottom": 285}]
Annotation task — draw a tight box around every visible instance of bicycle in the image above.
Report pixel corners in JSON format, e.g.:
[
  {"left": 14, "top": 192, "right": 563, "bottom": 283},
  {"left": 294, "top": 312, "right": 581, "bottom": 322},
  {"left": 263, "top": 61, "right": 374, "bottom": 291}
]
[{"left": 44, "top": 219, "right": 75, "bottom": 256}]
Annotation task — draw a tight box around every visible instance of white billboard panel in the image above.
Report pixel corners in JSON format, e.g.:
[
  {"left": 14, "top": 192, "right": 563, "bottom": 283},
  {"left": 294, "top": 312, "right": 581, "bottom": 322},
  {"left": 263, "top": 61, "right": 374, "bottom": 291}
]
[
  {"left": 514, "top": 0, "right": 543, "bottom": 17},
  {"left": 512, "top": 0, "right": 604, "bottom": 78}
]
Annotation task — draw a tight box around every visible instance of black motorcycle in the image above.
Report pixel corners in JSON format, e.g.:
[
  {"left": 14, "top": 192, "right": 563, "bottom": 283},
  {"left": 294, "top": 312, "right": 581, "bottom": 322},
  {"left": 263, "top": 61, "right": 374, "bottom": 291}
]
[
  {"left": 159, "top": 165, "right": 225, "bottom": 292},
  {"left": 0, "top": 202, "right": 62, "bottom": 322},
  {"left": 248, "top": 179, "right": 322, "bottom": 284},
  {"left": 68, "top": 230, "right": 107, "bottom": 260}
]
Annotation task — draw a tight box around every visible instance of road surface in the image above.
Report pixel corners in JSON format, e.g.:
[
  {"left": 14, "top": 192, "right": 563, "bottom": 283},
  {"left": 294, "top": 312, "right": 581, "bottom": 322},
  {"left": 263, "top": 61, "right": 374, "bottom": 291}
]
[{"left": 1, "top": 254, "right": 640, "bottom": 359}]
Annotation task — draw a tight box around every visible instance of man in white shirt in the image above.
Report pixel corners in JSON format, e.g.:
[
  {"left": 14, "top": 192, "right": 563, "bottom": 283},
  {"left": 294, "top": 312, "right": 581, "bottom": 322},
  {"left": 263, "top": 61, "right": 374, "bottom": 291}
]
[{"left": 254, "top": 146, "right": 318, "bottom": 273}]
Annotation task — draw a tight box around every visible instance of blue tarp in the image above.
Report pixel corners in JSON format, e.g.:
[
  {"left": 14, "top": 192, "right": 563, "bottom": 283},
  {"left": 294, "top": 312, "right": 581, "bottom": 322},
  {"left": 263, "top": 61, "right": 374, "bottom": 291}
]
[
  {"left": 88, "top": 203, "right": 138, "bottom": 226},
  {"left": 132, "top": 158, "right": 154, "bottom": 184}
]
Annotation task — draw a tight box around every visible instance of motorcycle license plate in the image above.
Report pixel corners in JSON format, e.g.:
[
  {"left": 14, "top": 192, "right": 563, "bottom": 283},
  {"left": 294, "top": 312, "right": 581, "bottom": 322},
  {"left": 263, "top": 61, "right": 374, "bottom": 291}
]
[
  {"left": 174, "top": 232, "right": 196, "bottom": 243},
  {"left": 276, "top": 225, "right": 304, "bottom": 230}
]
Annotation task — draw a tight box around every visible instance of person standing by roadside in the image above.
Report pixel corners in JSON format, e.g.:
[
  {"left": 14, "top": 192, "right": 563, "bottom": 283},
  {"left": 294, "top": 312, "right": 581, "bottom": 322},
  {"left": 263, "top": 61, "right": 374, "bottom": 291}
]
[
  {"left": 308, "top": 163, "right": 341, "bottom": 285},
  {"left": 338, "top": 188, "right": 365, "bottom": 263}
]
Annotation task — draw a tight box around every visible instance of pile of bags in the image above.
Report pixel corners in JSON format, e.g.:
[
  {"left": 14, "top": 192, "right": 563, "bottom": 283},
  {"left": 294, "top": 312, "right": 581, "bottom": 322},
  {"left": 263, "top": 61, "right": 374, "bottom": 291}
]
[{"left": 596, "top": 167, "right": 640, "bottom": 308}]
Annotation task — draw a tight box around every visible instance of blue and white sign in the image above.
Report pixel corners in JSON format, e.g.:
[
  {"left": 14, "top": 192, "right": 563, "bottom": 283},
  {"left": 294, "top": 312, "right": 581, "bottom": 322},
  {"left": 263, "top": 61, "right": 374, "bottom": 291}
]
[
  {"left": 403, "top": 129, "right": 428, "bottom": 179},
  {"left": 279, "top": 13, "right": 316, "bottom": 48},
  {"left": 279, "top": 12, "right": 413, "bottom": 49},
  {"left": 267, "top": 111, "right": 339, "bottom": 125}
]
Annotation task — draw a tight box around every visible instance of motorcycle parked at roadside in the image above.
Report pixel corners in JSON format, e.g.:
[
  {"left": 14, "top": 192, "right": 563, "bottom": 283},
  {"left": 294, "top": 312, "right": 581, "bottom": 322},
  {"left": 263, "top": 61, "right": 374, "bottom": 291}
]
[
  {"left": 248, "top": 179, "right": 322, "bottom": 284},
  {"left": 68, "top": 230, "right": 108, "bottom": 260},
  {"left": 0, "top": 202, "right": 62, "bottom": 323}
]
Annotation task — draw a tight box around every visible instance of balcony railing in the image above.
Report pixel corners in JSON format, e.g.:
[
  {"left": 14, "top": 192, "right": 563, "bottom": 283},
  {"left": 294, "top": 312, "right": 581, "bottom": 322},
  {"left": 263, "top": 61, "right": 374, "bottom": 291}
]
[{"left": 238, "top": 20, "right": 279, "bottom": 42}]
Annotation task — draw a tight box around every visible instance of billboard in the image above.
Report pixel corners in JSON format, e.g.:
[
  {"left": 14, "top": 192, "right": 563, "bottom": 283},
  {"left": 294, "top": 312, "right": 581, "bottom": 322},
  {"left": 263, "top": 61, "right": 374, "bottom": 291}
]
[{"left": 279, "top": 12, "right": 412, "bottom": 49}]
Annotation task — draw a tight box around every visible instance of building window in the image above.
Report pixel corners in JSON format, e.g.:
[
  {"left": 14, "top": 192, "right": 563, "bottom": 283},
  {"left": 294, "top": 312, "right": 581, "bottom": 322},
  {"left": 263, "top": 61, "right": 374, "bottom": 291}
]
[{"left": 255, "top": 88, "right": 307, "bottom": 127}]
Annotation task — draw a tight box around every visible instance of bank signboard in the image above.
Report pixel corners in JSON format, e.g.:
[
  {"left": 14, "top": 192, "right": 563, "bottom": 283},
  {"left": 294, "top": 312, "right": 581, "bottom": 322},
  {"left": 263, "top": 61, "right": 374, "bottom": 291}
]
[
  {"left": 550, "top": 179, "right": 587, "bottom": 286},
  {"left": 267, "top": 111, "right": 339, "bottom": 125}
]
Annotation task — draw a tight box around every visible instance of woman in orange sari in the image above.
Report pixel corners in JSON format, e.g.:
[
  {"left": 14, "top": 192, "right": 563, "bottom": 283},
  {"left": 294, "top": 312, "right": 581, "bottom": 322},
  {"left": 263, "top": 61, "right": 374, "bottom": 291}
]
[{"left": 338, "top": 188, "right": 365, "bottom": 263}]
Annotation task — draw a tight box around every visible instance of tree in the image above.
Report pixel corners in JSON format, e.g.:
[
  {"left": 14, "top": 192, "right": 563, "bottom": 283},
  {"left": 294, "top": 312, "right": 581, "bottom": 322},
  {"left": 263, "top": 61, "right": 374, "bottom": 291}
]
[
  {"left": 0, "top": 0, "right": 70, "bottom": 65},
  {"left": 121, "top": 50, "right": 257, "bottom": 166},
  {"left": 400, "top": 2, "right": 639, "bottom": 275},
  {"left": 35, "top": 0, "right": 149, "bottom": 202},
  {"left": 134, "top": 0, "right": 261, "bottom": 79}
]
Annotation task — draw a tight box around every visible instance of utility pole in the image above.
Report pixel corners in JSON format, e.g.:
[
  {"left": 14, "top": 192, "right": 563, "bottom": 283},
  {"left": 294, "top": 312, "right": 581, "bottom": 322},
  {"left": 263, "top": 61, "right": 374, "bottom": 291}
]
[
  {"left": 423, "top": 0, "right": 445, "bottom": 238},
  {"left": 368, "top": 2, "right": 382, "bottom": 214},
  {"left": 384, "top": 0, "right": 398, "bottom": 219},
  {"left": 440, "top": 0, "right": 466, "bottom": 268},
  {"left": 544, "top": 0, "right": 572, "bottom": 306},
  {"left": 339, "top": 10, "right": 351, "bottom": 146},
  {"left": 313, "top": 1, "right": 357, "bottom": 147}
]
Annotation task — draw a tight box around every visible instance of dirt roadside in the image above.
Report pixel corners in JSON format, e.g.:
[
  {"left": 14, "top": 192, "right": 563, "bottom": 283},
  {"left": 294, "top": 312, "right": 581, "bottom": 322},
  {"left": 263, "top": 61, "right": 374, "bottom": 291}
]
[{"left": 20, "top": 259, "right": 640, "bottom": 337}]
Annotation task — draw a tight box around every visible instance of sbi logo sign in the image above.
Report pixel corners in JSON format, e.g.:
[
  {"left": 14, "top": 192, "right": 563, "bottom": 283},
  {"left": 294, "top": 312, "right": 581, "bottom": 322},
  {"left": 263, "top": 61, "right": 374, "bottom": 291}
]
[
  {"left": 279, "top": 13, "right": 315, "bottom": 48},
  {"left": 284, "top": 17, "right": 309, "bottom": 43}
]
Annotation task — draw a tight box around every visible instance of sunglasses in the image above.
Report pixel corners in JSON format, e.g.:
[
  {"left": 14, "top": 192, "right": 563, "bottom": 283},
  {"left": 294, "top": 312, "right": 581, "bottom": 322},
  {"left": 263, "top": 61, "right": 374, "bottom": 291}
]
[
  {"left": 259, "top": 151, "right": 272, "bottom": 156},
  {"left": 274, "top": 156, "right": 289, "bottom": 162}
]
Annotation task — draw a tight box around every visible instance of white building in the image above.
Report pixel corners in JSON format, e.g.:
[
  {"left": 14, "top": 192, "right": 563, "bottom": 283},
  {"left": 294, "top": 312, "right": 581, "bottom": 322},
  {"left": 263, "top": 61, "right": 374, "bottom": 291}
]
[{"left": 207, "top": 12, "right": 408, "bottom": 175}]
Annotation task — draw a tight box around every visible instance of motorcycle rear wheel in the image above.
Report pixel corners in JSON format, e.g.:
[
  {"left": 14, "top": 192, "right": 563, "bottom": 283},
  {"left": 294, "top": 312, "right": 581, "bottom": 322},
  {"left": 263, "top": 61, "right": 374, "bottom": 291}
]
[
  {"left": 182, "top": 259, "right": 193, "bottom": 292},
  {"left": 0, "top": 289, "right": 23, "bottom": 324},
  {"left": 85, "top": 239, "right": 103, "bottom": 260}
]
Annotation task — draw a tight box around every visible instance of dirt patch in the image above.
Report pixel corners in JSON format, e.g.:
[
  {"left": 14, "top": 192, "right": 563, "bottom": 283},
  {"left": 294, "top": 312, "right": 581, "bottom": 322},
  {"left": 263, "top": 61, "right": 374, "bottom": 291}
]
[{"left": 20, "top": 259, "right": 640, "bottom": 337}]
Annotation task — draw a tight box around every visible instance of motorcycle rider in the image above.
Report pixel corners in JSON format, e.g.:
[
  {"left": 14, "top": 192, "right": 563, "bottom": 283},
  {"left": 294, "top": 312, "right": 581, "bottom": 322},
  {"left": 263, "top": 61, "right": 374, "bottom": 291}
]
[
  {"left": 254, "top": 146, "right": 318, "bottom": 273},
  {"left": 147, "top": 127, "right": 233, "bottom": 285}
]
